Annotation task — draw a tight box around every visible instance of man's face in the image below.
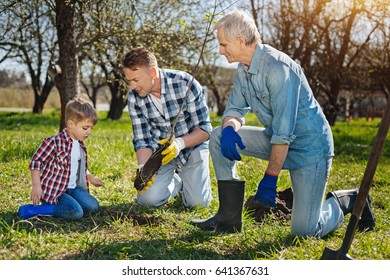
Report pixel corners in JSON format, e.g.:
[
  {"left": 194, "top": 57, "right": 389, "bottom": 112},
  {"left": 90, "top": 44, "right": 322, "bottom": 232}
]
[
  {"left": 124, "top": 66, "right": 155, "bottom": 98},
  {"left": 216, "top": 26, "right": 242, "bottom": 64}
]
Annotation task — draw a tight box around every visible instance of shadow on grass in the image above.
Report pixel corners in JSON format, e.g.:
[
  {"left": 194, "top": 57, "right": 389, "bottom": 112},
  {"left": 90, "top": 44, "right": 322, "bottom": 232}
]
[
  {"left": 0, "top": 202, "right": 171, "bottom": 233},
  {"left": 61, "top": 228, "right": 296, "bottom": 260},
  {"left": 0, "top": 201, "right": 298, "bottom": 260},
  {"left": 0, "top": 197, "right": 194, "bottom": 234}
]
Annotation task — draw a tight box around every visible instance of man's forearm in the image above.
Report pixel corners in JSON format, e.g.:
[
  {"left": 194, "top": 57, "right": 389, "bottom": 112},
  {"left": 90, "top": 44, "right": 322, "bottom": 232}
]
[
  {"left": 136, "top": 148, "right": 153, "bottom": 166},
  {"left": 266, "top": 144, "right": 289, "bottom": 175},
  {"left": 181, "top": 128, "right": 209, "bottom": 148}
]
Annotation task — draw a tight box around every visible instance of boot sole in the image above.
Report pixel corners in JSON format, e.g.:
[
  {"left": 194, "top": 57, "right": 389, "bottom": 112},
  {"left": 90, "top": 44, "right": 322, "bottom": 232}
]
[
  {"left": 191, "top": 220, "right": 242, "bottom": 233},
  {"left": 216, "top": 223, "right": 242, "bottom": 233}
]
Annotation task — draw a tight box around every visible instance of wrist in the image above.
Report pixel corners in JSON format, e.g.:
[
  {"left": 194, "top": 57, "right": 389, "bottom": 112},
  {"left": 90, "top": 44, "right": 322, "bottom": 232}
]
[
  {"left": 262, "top": 172, "right": 278, "bottom": 185},
  {"left": 265, "top": 171, "right": 279, "bottom": 177},
  {"left": 222, "top": 125, "right": 235, "bottom": 135},
  {"left": 32, "top": 183, "right": 41, "bottom": 190},
  {"left": 174, "top": 137, "right": 185, "bottom": 156}
]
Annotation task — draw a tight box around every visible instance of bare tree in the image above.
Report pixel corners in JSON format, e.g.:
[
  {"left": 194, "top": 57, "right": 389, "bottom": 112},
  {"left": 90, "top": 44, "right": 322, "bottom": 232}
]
[
  {"left": 80, "top": 0, "right": 221, "bottom": 120},
  {"left": 363, "top": 0, "right": 390, "bottom": 99},
  {"left": 245, "top": 0, "right": 382, "bottom": 125},
  {"left": 0, "top": 0, "right": 57, "bottom": 113}
]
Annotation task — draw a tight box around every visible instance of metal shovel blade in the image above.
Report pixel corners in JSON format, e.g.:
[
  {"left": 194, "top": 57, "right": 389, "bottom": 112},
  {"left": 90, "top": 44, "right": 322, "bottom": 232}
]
[{"left": 321, "top": 247, "right": 352, "bottom": 260}]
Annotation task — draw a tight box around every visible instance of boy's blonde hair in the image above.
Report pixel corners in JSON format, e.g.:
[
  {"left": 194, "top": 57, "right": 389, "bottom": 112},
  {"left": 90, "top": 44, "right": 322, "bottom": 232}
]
[{"left": 65, "top": 95, "right": 98, "bottom": 125}]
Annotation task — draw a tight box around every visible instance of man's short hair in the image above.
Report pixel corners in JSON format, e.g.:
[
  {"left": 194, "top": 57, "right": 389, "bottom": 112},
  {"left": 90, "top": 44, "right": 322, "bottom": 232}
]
[{"left": 121, "top": 46, "right": 158, "bottom": 70}]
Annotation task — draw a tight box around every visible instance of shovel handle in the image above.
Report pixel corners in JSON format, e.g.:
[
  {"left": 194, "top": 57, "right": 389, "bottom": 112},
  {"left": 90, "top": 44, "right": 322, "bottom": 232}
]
[
  {"left": 353, "top": 98, "right": 390, "bottom": 218},
  {"left": 343, "top": 97, "right": 390, "bottom": 254}
]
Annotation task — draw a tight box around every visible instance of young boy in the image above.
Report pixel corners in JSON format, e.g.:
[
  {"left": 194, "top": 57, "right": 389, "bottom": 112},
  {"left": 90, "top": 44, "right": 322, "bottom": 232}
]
[{"left": 18, "top": 95, "right": 104, "bottom": 220}]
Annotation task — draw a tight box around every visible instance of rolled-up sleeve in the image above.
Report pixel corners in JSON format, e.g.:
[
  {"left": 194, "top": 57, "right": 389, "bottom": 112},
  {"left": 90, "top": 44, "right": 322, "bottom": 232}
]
[{"left": 29, "top": 137, "right": 55, "bottom": 170}]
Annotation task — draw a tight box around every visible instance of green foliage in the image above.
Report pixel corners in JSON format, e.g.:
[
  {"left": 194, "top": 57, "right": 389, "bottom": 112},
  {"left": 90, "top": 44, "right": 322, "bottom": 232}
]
[{"left": 0, "top": 112, "right": 389, "bottom": 260}]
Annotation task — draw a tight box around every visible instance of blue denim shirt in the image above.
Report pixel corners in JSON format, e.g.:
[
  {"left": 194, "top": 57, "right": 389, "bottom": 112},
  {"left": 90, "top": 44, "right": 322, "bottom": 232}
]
[{"left": 223, "top": 44, "right": 334, "bottom": 169}]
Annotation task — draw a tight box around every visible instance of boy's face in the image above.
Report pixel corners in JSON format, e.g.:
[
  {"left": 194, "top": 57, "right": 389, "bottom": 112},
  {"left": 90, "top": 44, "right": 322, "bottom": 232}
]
[
  {"left": 67, "top": 119, "right": 94, "bottom": 141},
  {"left": 123, "top": 65, "right": 157, "bottom": 98}
]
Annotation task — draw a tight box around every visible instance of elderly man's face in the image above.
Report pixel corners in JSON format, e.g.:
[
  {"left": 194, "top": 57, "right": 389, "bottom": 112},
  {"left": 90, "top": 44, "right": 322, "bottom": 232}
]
[{"left": 216, "top": 26, "right": 242, "bottom": 64}]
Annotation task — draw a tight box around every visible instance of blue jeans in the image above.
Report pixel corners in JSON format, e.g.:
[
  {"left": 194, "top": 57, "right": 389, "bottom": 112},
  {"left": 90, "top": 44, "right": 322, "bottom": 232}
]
[
  {"left": 210, "top": 126, "right": 344, "bottom": 238},
  {"left": 45, "top": 187, "right": 99, "bottom": 220},
  {"left": 137, "top": 142, "right": 212, "bottom": 208}
]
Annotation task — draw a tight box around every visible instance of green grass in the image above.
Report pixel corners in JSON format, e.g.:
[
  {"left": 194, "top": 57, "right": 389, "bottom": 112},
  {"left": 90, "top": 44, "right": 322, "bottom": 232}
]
[{"left": 0, "top": 111, "right": 389, "bottom": 260}]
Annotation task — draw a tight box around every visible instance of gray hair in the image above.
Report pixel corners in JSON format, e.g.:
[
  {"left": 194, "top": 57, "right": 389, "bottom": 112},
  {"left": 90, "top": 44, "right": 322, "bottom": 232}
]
[{"left": 214, "top": 10, "right": 261, "bottom": 45}]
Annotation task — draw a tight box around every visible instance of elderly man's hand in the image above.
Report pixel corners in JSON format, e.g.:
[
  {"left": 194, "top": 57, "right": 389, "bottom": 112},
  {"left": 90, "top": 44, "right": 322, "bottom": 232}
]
[
  {"left": 254, "top": 173, "right": 278, "bottom": 208},
  {"left": 220, "top": 126, "right": 246, "bottom": 161}
]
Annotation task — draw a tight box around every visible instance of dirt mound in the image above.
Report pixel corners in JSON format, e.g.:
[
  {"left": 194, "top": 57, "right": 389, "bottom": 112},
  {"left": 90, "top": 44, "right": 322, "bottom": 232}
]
[{"left": 245, "top": 188, "right": 293, "bottom": 222}]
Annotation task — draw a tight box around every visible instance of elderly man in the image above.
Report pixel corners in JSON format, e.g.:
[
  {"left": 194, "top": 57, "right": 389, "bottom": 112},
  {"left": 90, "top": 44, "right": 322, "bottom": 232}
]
[{"left": 191, "top": 11, "right": 375, "bottom": 237}]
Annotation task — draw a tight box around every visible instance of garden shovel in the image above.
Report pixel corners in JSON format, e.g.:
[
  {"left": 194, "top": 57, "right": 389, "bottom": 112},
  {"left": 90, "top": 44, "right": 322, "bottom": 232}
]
[{"left": 321, "top": 97, "right": 390, "bottom": 260}]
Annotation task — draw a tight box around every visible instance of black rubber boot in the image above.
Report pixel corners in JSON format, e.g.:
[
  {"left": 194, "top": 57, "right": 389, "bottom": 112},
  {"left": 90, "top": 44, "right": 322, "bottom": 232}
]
[
  {"left": 326, "top": 188, "right": 375, "bottom": 231},
  {"left": 190, "top": 180, "right": 245, "bottom": 233}
]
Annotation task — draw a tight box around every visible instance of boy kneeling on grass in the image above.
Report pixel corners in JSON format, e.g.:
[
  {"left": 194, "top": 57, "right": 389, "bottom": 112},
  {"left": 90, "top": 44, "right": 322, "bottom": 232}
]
[{"left": 18, "top": 95, "right": 104, "bottom": 220}]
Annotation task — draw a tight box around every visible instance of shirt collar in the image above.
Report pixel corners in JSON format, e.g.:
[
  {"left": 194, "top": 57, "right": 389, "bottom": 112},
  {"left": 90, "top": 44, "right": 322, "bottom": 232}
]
[
  {"left": 62, "top": 128, "right": 85, "bottom": 147},
  {"left": 159, "top": 68, "right": 167, "bottom": 97},
  {"left": 247, "top": 43, "right": 263, "bottom": 75},
  {"left": 62, "top": 128, "right": 72, "bottom": 143}
]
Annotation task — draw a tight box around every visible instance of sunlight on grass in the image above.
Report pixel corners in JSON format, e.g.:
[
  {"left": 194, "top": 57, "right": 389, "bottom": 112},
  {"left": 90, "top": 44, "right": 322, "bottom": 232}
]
[{"left": 0, "top": 112, "right": 389, "bottom": 260}]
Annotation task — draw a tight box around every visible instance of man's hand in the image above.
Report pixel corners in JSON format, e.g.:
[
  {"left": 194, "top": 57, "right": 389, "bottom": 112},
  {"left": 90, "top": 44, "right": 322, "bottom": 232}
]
[
  {"left": 132, "top": 165, "right": 155, "bottom": 195},
  {"left": 220, "top": 126, "right": 246, "bottom": 161},
  {"left": 254, "top": 173, "right": 278, "bottom": 208},
  {"left": 160, "top": 137, "right": 185, "bottom": 165}
]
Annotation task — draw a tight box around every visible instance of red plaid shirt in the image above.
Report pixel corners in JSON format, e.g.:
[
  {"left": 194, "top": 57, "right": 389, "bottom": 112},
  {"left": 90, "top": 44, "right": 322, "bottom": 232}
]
[{"left": 28, "top": 128, "right": 89, "bottom": 204}]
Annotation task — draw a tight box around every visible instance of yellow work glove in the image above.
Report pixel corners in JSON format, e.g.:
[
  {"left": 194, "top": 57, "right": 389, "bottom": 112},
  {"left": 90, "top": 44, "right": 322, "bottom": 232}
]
[
  {"left": 131, "top": 164, "right": 155, "bottom": 195},
  {"left": 160, "top": 137, "right": 185, "bottom": 166}
]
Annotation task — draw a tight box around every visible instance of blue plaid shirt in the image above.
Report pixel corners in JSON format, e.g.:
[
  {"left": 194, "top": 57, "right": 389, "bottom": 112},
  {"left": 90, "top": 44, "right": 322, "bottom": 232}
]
[{"left": 127, "top": 68, "right": 212, "bottom": 165}]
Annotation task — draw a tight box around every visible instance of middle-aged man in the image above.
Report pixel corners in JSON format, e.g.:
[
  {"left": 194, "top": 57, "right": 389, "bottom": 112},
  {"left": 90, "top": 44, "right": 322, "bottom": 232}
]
[
  {"left": 191, "top": 10, "right": 375, "bottom": 237},
  {"left": 121, "top": 46, "right": 212, "bottom": 209}
]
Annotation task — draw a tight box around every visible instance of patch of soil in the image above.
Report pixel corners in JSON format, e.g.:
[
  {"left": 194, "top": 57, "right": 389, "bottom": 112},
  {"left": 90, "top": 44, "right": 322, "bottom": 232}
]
[
  {"left": 103, "top": 209, "right": 164, "bottom": 226},
  {"left": 244, "top": 188, "right": 293, "bottom": 223}
]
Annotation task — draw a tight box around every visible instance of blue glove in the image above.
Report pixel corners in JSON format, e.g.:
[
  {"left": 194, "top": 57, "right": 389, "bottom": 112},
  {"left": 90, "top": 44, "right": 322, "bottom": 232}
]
[
  {"left": 220, "top": 126, "right": 246, "bottom": 161},
  {"left": 254, "top": 173, "right": 278, "bottom": 208}
]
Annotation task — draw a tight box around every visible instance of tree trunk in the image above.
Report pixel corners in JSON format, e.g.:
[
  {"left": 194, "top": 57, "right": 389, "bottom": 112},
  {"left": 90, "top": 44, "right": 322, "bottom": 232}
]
[
  {"left": 107, "top": 95, "right": 127, "bottom": 120},
  {"left": 32, "top": 75, "right": 54, "bottom": 113},
  {"left": 55, "top": 0, "right": 80, "bottom": 131},
  {"left": 107, "top": 72, "right": 127, "bottom": 120}
]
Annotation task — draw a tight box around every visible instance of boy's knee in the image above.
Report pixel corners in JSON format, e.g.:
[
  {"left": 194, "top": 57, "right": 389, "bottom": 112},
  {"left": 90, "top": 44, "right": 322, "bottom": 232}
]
[
  {"left": 88, "top": 200, "right": 100, "bottom": 213},
  {"left": 68, "top": 208, "right": 84, "bottom": 220}
]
